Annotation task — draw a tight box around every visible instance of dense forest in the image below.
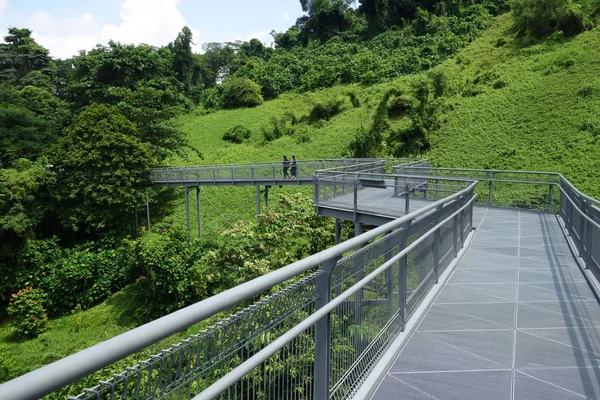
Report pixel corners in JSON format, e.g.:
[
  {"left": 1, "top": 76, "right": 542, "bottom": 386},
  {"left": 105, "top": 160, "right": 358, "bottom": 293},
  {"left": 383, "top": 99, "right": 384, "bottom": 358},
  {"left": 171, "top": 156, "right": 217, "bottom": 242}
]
[{"left": 2, "top": 0, "right": 600, "bottom": 386}]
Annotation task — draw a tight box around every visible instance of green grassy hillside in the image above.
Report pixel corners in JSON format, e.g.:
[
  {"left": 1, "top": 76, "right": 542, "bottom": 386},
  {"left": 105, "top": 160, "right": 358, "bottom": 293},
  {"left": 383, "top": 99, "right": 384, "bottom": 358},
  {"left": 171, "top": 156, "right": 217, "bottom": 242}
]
[{"left": 172, "top": 14, "right": 600, "bottom": 199}]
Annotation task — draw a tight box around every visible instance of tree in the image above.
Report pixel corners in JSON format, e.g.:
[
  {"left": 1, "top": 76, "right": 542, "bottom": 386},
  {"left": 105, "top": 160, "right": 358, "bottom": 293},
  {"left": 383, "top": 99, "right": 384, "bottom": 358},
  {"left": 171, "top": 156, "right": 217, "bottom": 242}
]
[
  {"left": 50, "top": 104, "right": 155, "bottom": 233},
  {"left": 0, "top": 28, "right": 54, "bottom": 83}
]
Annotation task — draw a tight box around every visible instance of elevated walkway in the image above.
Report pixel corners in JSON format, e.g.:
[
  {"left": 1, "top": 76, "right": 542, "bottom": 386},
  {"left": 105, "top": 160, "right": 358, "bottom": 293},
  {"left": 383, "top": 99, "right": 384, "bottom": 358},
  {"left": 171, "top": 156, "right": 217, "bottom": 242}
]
[{"left": 1, "top": 159, "right": 598, "bottom": 400}]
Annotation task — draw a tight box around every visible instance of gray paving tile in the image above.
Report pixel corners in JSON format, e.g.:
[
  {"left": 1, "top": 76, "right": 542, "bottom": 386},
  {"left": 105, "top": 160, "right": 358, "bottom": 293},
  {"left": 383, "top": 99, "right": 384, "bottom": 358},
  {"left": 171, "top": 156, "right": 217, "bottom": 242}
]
[
  {"left": 435, "top": 283, "right": 516, "bottom": 303},
  {"left": 418, "top": 303, "right": 515, "bottom": 331},
  {"left": 519, "top": 268, "right": 588, "bottom": 283},
  {"left": 459, "top": 257, "right": 519, "bottom": 269},
  {"left": 515, "top": 328, "right": 600, "bottom": 369},
  {"left": 518, "top": 301, "right": 600, "bottom": 328},
  {"left": 514, "top": 369, "right": 600, "bottom": 400},
  {"left": 389, "top": 330, "right": 514, "bottom": 373},
  {"left": 448, "top": 268, "right": 517, "bottom": 284},
  {"left": 518, "top": 282, "right": 597, "bottom": 302},
  {"left": 374, "top": 371, "right": 512, "bottom": 400}
]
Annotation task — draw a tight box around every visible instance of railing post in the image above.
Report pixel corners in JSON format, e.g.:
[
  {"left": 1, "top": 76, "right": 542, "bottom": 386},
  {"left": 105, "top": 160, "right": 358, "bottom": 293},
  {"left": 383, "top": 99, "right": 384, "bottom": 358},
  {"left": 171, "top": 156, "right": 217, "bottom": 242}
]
[
  {"left": 315, "top": 259, "right": 337, "bottom": 400},
  {"left": 548, "top": 182, "right": 554, "bottom": 212},
  {"left": 196, "top": 187, "right": 202, "bottom": 241},
  {"left": 256, "top": 186, "right": 261, "bottom": 222},
  {"left": 251, "top": 164, "right": 255, "bottom": 180},
  {"left": 272, "top": 164, "right": 276, "bottom": 179},
  {"left": 488, "top": 171, "right": 494, "bottom": 206},
  {"left": 405, "top": 179, "right": 410, "bottom": 215},
  {"left": 314, "top": 175, "right": 320, "bottom": 208},
  {"left": 433, "top": 206, "right": 442, "bottom": 284},
  {"left": 353, "top": 179, "right": 359, "bottom": 221},
  {"left": 399, "top": 223, "right": 410, "bottom": 331},
  {"left": 146, "top": 202, "right": 151, "bottom": 231},
  {"left": 384, "top": 232, "right": 394, "bottom": 307}
]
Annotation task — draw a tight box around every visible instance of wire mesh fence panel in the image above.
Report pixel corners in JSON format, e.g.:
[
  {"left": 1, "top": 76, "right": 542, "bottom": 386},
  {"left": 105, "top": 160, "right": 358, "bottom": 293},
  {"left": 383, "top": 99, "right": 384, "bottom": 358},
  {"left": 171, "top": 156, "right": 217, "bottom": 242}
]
[{"left": 67, "top": 273, "right": 323, "bottom": 400}]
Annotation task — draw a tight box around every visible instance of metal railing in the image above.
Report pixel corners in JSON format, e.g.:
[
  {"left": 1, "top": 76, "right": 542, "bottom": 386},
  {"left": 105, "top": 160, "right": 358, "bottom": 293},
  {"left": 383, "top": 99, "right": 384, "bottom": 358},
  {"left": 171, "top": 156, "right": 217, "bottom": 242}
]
[
  {"left": 150, "top": 159, "right": 382, "bottom": 186},
  {"left": 0, "top": 176, "right": 476, "bottom": 400}
]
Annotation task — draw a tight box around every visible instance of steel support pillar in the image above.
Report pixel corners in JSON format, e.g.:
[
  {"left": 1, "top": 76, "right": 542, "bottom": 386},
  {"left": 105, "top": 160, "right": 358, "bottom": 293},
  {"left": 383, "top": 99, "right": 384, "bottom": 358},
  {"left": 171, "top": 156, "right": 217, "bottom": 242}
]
[
  {"left": 196, "top": 187, "right": 202, "bottom": 241},
  {"left": 335, "top": 218, "right": 342, "bottom": 244},
  {"left": 185, "top": 186, "right": 190, "bottom": 243},
  {"left": 256, "top": 185, "right": 261, "bottom": 222},
  {"left": 265, "top": 185, "right": 269, "bottom": 209},
  {"left": 146, "top": 202, "right": 150, "bottom": 231}
]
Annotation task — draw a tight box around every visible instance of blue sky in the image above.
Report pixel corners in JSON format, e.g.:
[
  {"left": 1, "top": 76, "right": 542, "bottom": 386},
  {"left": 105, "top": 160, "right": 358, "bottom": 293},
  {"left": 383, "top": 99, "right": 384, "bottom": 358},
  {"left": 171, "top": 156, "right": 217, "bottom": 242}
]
[{"left": 0, "top": 0, "right": 306, "bottom": 59}]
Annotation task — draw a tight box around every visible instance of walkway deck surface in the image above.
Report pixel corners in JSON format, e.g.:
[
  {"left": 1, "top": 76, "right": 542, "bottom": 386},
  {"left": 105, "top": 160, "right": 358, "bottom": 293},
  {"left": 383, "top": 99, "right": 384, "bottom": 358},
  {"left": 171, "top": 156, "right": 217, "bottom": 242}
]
[{"left": 371, "top": 207, "right": 600, "bottom": 400}]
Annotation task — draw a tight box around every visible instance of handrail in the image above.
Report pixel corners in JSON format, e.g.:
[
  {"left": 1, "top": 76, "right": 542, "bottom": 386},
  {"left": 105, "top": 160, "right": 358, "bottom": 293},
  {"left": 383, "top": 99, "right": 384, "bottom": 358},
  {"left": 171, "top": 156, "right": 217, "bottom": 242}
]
[
  {"left": 195, "top": 192, "right": 477, "bottom": 399},
  {"left": 0, "top": 181, "right": 478, "bottom": 400}
]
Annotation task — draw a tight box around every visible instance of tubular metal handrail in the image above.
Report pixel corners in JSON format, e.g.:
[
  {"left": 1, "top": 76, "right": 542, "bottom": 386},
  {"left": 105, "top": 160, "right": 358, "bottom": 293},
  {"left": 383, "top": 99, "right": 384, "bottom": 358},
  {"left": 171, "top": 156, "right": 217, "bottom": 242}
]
[{"left": 0, "top": 180, "right": 477, "bottom": 400}]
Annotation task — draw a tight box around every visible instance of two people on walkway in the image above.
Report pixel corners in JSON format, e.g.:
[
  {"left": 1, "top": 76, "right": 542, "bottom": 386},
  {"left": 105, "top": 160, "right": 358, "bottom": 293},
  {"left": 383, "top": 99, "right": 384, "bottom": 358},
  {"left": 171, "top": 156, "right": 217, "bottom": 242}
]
[{"left": 282, "top": 155, "right": 297, "bottom": 179}]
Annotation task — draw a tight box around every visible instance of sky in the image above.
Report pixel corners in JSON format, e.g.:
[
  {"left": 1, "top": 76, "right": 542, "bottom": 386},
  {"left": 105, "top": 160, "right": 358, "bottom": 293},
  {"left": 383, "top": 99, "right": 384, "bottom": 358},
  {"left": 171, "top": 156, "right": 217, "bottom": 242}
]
[{"left": 0, "top": 0, "right": 306, "bottom": 59}]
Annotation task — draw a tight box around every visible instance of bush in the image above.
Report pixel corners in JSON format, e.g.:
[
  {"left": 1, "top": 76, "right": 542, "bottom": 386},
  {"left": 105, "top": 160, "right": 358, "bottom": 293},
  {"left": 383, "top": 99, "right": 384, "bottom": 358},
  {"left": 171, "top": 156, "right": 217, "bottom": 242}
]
[
  {"left": 262, "top": 113, "right": 298, "bottom": 142},
  {"left": 7, "top": 287, "right": 48, "bottom": 338},
  {"left": 223, "top": 125, "right": 252, "bottom": 143},
  {"left": 309, "top": 98, "right": 344, "bottom": 122},
  {"left": 360, "top": 70, "right": 380, "bottom": 85},
  {"left": 221, "top": 77, "right": 264, "bottom": 109},
  {"left": 199, "top": 86, "right": 223, "bottom": 110},
  {"left": 512, "top": 0, "right": 590, "bottom": 39},
  {"left": 128, "top": 228, "right": 205, "bottom": 320}
]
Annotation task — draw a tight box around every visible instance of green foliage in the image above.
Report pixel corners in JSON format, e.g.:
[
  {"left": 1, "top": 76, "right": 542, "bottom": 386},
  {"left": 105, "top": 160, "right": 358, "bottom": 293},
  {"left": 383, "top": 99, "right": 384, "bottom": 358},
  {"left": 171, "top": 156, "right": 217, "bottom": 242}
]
[
  {"left": 347, "top": 91, "right": 361, "bottom": 107},
  {"left": 511, "top": 0, "right": 597, "bottom": 38},
  {"left": 50, "top": 104, "right": 155, "bottom": 232},
  {"left": 221, "top": 77, "right": 264, "bottom": 108},
  {"left": 222, "top": 125, "right": 252, "bottom": 143},
  {"left": 7, "top": 287, "right": 48, "bottom": 338},
  {"left": 261, "top": 112, "right": 299, "bottom": 142},
  {"left": 128, "top": 228, "right": 206, "bottom": 320},
  {"left": 309, "top": 98, "right": 344, "bottom": 122},
  {"left": 0, "top": 28, "right": 54, "bottom": 84}
]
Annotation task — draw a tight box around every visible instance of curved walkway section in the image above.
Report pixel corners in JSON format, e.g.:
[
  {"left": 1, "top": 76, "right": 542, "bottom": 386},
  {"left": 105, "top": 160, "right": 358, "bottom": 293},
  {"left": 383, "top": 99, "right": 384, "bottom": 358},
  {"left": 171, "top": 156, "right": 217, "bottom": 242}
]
[{"left": 370, "top": 207, "right": 600, "bottom": 400}]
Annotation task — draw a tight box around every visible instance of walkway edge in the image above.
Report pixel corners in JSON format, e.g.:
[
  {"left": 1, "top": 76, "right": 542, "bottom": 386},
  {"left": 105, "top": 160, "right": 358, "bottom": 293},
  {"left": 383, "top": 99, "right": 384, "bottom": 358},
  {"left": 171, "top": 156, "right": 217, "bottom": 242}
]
[
  {"left": 556, "top": 215, "right": 600, "bottom": 303},
  {"left": 353, "top": 228, "right": 477, "bottom": 400}
]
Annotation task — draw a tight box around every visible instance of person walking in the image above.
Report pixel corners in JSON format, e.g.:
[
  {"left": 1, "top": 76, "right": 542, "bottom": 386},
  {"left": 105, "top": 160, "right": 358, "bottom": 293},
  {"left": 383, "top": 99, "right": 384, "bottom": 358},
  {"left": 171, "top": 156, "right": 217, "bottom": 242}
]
[
  {"left": 290, "top": 155, "right": 298, "bottom": 179},
  {"left": 282, "top": 155, "right": 290, "bottom": 179}
]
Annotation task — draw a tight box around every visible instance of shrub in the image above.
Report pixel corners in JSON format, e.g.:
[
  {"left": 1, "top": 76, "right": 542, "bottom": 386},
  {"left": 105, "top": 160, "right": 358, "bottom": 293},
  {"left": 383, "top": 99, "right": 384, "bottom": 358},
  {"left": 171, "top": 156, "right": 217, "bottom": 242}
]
[
  {"left": 309, "top": 98, "right": 344, "bottom": 122},
  {"left": 223, "top": 125, "right": 252, "bottom": 143},
  {"left": 7, "top": 287, "right": 48, "bottom": 338},
  {"left": 512, "top": 0, "right": 589, "bottom": 39},
  {"left": 200, "top": 87, "right": 223, "bottom": 110},
  {"left": 221, "top": 77, "right": 264, "bottom": 109},
  {"left": 128, "top": 228, "right": 205, "bottom": 320},
  {"left": 360, "top": 70, "right": 380, "bottom": 85},
  {"left": 262, "top": 113, "right": 298, "bottom": 142},
  {"left": 347, "top": 91, "right": 361, "bottom": 108}
]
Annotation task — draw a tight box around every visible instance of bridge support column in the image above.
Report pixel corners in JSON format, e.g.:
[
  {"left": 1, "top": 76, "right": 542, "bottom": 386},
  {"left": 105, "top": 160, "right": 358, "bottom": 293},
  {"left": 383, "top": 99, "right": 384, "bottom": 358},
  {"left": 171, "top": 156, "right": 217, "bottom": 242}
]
[
  {"left": 256, "top": 185, "right": 261, "bottom": 222},
  {"left": 335, "top": 219, "right": 342, "bottom": 244},
  {"left": 146, "top": 202, "right": 151, "bottom": 231},
  {"left": 264, "top": 185, "right": 269, "bottom": 209},
  {"left": 354, "top": 221, "right": 363, "bottom": 237},
  {"left": 196, "top": 187, "right": 202, "bottom": 241},
  {"left": 185, "top": 186, "right": 191, "bottom": 243}
]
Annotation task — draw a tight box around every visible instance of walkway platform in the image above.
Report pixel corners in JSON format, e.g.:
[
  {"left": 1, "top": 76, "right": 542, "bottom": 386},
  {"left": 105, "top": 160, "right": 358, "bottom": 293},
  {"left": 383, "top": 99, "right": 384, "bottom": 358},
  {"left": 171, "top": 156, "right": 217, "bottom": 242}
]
[{"left": 371, "top": 207, "right": 600, "bottom": 400}]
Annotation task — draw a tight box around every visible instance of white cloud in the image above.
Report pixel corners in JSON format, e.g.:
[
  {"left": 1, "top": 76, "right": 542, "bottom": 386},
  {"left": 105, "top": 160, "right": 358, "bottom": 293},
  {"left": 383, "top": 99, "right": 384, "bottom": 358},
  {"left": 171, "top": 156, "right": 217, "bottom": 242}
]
[
  {"left": 281, "top": 12, "right": 290, "bottom": 21},
  {"left": 0, "top": 0, "right": 7, "bottom": 25},
  {"left": 28, "top": 0, "right": 203, "bottom": 59}
]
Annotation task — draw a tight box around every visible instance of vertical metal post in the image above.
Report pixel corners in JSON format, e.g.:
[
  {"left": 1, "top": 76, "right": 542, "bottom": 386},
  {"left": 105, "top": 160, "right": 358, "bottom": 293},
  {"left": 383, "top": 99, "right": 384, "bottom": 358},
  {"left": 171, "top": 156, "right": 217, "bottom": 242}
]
[
  {"left": 548, "top": 183, "right": 554, "bottom": 213},
  {"left": 353, "top": 180, "right": 359, "bottom": 221},
  {"left": 314, "top": 176, "right": 320, "bottom": 207},
  {"left": 398, "top": 224, "right": 409, "bottom": 331},
  {"left": 435, "top": 179, "right": 439, "bottom": 200},
  {"left": 196, "top": 187, "right": 202, "bottom": 241},
  {"left": 405, "top": 180, "right": 410, "bottom": 215},
  {"left": 265, "top": 186, "right": 269, "bottom": 209},
  {"left": 185, "top": 186, "right": 190, "bottom": 243},
  {"left": 488, "top": 171, "right": 494, "bottom": 206},
  {"left": 433, "top": 206, "right": 441, "bottom": 284},
  {"left": 251, "top": 165, "right": 255, "bottom": 180},
  {"left": 335, "top": 219, "right": 342, "bottom": 244},
  {"left": 272, "top": 164, "right": 275, "bottom": 179},
  {"left": 256, "top": 186, "right": 261, "bottom": 222},
  {"left": 459, "top": 196, "right": 465, "bottom": 247},
  {"left": 385, "top": 233, "right": 394, "bottom": 306},
  {"left": 315, "top": 259, "right": 337, "bottom": 400},
  {"left": 146, "top": 202, "right": 151, "bottom": 231}
]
